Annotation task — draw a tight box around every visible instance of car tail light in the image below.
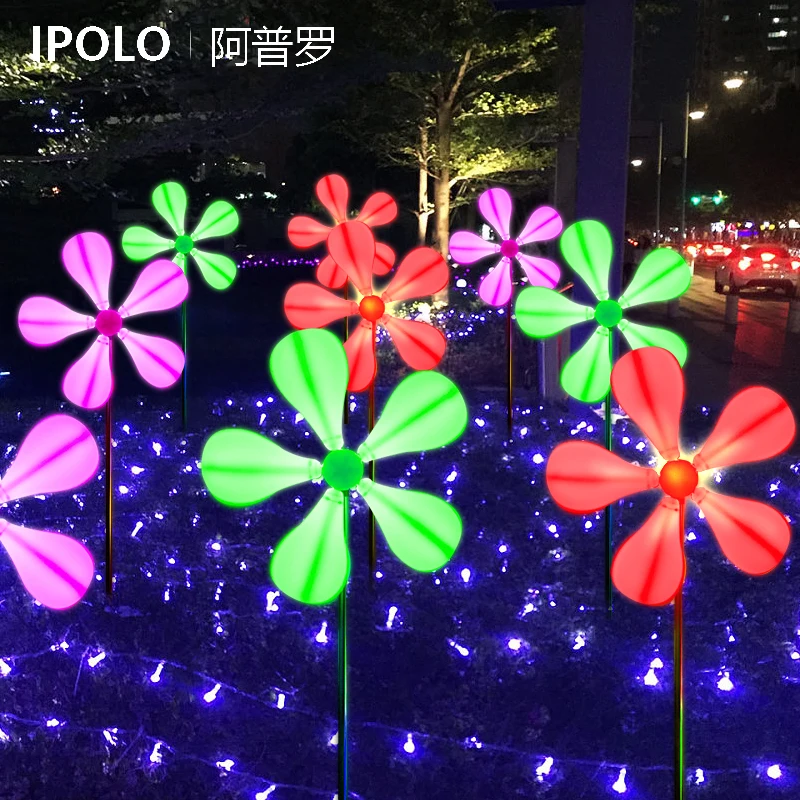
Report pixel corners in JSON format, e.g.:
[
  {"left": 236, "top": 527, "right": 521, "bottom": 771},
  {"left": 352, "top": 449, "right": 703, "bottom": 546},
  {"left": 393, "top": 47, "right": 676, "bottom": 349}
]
[
  {"left": 738, "top": 257, "right": 752, "bottom": 270},
  {"left": 761, "top": 252, "right": 776, "bottom": 262},
  {"left": 792, "top": 261, "right": 800, "bottom": 270},
  {"left": 686, "top": 245, "right": 698, "bottom": 257},
  {"left": 721, "top": 247, "right": 732, "bottom": 256},
  {"left": 705, "top": 247, "right": 715, "bottom": 256}
]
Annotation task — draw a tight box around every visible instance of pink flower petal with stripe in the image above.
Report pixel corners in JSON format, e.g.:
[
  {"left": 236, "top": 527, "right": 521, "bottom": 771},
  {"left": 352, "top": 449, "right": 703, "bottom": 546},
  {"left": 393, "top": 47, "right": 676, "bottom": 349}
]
[
  {"left": 316, "top": 174, "right": 350, "bottom": 223},
  {"left": 357, "top": 192, "right": 397, "bottom": 228},
  {"left": 517, "top": 206, "right": 563, "bottom": 244},
  {"left": 611, "top": 498, "right": 686, "bottom": 606},
  {"left": 0, "top": 415, "right": 99, "bottom": 502},
  {"left": 0, "top": 520, "right": 94, "bottom": 609},
  {"left": 478, "top": 188, "right": 513, "bottom": 240},
  {"left": 344, "top": 320, "right": 377, "bottom": 392},
  {"left": 119, "top": 329, "right": 184, "bottom": 389},
  {"left": 119, "top": 259, "right": 189, "bottom": 319},
  {"left": 449, "top": 231, "right": 500, "bottom": 265},
  {"left": 382, "top": 315, "right": 446, "bottom": 371},
  {"left": 62, "top": 335, "right": 113, "bottom": 409},
  {"left": 287, "top": 216, "right": 331, "bottom": 249},
  {"left": 316, "top": 255, "right": 347, "bottom": 289},
  {"left": 62, "top": 232, "right": 113, "bottom": 310},
  {"left": 373, "top": 242, "right": 395, "bottom": 276},
  {"left": 17, "top": 296, "right": 93, "bottom": 346},
  {"left": 516, "top": 253, "right": 561, "bottom": 288},
  {"left": 478, "top": 258, "right": 513, "bottom": 307}
]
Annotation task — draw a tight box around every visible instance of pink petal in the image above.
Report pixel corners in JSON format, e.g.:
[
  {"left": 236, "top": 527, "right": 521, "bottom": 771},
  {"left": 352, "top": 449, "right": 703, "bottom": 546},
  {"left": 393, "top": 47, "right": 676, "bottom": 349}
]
[
  {"left": 344, "top": 320, "right": 377, "bottom": 392},
  {"left": 316, "top": 255, "right": 347, "bottom": 289},
  {"left": 357, "top": 192, "right": 397, "bottom": 228},
  {"left": 119, "top": 329, "right": 184, "bottom": 389},
  {"left": 382, "top": 315, "right": 446, "bottom": 370},
  {"left": 517, "top": 206, "right": 563, "bottom": 244},
  {"left": 0, "top": 415, "right": 99, "bottom": 502},
  {"left": 62, "top": 232, "right": 113, "bottom": 310},
  {"left": 373, "top": 242, "right": 395, "bottom": 276},
  {"left": 119, "top": 259, "right": 189, "bottom": 318},
  {"left": 516, "top": 254, "right": 560, "bottom": 288},
  {"left": 478, "top": 258, "right": 513, "bottom": 306},
  {"left": 284, "top": 283, "right": 357, "bottom": 329},
  {"left": 382, "top": 247, "right": 448, "bottom": 304},
  {"left": 62, "top": 336, "right": 113, "bottom": 409},
  {"left": 693, "top": 487, "right": 790, "bottom": 575},
  {"left": 449, "top": 231, "right": 500, "bottom": 265},
  {"left": 316, "top": 174, "right": 350, "bottom": 223},
  {"left": 611, "top": 498, "right": 685, "bottom": 606},
  {"left": 17, "top": 296, "right": 93, "bottom": 346},
  {"left": 287, "top": 216, "right": 331, "bottom": 249},
  {"left": 0, "top": 520, "right": 94, "bottom": 609},
  {"left": 478, "top": 188, "right": 513, "bottom": 240}
]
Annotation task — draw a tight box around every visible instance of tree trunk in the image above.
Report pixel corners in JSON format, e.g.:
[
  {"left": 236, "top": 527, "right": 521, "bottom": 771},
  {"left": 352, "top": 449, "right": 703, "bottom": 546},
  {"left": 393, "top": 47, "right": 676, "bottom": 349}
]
[
  {"left": 433, "top": 104, "right": 452, "bottom": 303},
  {"left": 417, "top": 125, "right": 430, "bottom": 245}
]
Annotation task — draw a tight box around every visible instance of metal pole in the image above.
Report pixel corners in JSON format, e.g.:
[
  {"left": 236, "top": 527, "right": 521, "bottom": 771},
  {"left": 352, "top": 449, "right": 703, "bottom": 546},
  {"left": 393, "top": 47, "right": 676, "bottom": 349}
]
[
  {"left": 680, "top": 90, "right": 690, "bottom": 248},
  {"left": 655, "top": 119, "right": 663, "bottom": 244}
]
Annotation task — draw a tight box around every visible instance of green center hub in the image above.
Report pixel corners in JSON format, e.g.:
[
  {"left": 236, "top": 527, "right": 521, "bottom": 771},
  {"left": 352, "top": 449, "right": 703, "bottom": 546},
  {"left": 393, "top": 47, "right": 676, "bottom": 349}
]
[
  {"left": 175, "top": 235, "right": 194, "bottom": 254},
  {"left": 321, "top": 448, "right": 364, "bottom": 491},
  {"left": 594, "top": 299, "right": 623, "bottom": 328}
]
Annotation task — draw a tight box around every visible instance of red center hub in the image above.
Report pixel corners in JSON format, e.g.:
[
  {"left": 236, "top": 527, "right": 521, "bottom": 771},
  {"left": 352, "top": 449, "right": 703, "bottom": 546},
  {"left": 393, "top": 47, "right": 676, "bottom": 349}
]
[
  {"left": 95, "top": 309, "right": 122, "bottom": 337},
  {"left": 359, "top": 295, "right": 385, "bottom": 322},
  {"left": 659, "top": 459, "right": 698, "bottom": 500},
  {"left": 500, "top": 239, "right": 519, "bottom": 258}
]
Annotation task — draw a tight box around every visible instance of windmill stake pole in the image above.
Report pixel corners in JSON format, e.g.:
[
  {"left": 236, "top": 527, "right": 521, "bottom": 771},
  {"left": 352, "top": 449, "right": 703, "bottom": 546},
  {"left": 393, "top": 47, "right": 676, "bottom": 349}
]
[
  {"left": 181, "top": 299, "right": 188, "bottom": 429},
  {"left": 338, "top": 492, "right": 350, "bottom": 800},
  {"left": 105, "top": 344, "right": 114, "bottom": 596},
  {"left": 674, "top": 500, "right": 686, "bottom": 800},
  {"left": 343, "top": 285, "right": 350, "bottom": 425},
  {"left": 506, "top": 305, "right": 513, "bottom": 438},
  {"left": 368, "top": 322, "right": 377, "bottom": 585},
  {"left": 604, "top": 330, "right": 614, "bottom": 613}
]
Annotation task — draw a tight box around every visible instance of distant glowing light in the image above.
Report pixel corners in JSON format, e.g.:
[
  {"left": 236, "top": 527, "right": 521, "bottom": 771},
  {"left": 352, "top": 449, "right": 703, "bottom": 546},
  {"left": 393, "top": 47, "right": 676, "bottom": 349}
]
[
  {"left": 724, "top": 77, "right": 744, "bottom": 89},
  {"left": 150, "top": 662, "right": 164, "bottom": 683},
  {"left": 45, "top": 718, "right": 61, "bottom": 728},
  {"left": 216, "top": 758, "right": 235, "bottom": 772},
  {"left": 87, "top": 651, "right": 106, "bottom": 668},
  {"left": 767, "top": 764, "right": 782, "bottom": 780},
  {"left": 266, "top": 591, "right": 280, "bottom": 612},
  {"left": 386, "top": 606, "right": 398, "bottom": 629},
  {"left": 449, "top": 640, "right": 470, "bottom": 657},
  {"left": 102, "top": 727, "right": 119, "bottom": 746},
  {"left": 277, "top": 692, "right": 286, "bottom": 709},
  {"left": 0, "top": 660, "right": 11, "bottom": 677},
  {"left": 149, "top": 742, "right": 164, "bottom": 764},
  {"left": 315, "top": 621, "right": 329, "bottom": 644},
  {"left": 689, "top": 109, "right": 706, "bottom": 120},
  {"left": 630, "top": 158, "right": 643, "bottom": 167},
  {"left": 716, "top": 671, "right": 734, "bottom": 692},
  {"left": 612, "top": 767, "right": 628, "bottom": 793},
  {"left": 255, "top": 787, "right": 276, "bottom": 799},
  {"left": 573, "top": 633, "right": 586, "bottom": 650},
  {"left": 532, "top": 453, "right": 544, "bottom": 464},
  {"left": 695, "top": 768, "right": 705, "bottom": 785},
  {"left": 650, "top": 657, "right": 664, "bottom": 669},
  {"left": 403, "top": 733, "right": 416, "bottom": 754},
  {"left": 508, "top": 638, "right": 522, "bottom": 652},
  {"left": 644, "top": 668, "right": 659, "bottom": 686},
  {"left": 460, "top": 568, "right": 471, "bottom": 583},
  {"left": 203, "top": 683, "right": 221, "bottom": 703},
  {"left": 536, "top": 756, "right": 554, "bottom": 780}
]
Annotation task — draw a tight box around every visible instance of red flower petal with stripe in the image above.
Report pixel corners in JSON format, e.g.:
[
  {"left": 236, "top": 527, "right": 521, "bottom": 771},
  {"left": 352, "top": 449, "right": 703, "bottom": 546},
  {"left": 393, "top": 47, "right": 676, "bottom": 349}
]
[
  {"left": 382, "top": 316, "right": 446, "bottom": 371},
  {"left": 344, "top": 320, "right": 377, "bottom": 392},
  {"left": 284, "top": 283, "right": 357, "bottom": 329}
]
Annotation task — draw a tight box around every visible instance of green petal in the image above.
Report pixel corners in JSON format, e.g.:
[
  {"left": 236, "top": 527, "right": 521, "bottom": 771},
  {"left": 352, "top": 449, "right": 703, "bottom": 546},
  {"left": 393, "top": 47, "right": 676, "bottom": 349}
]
[
  {"left": 152, "top": 181, "right": 187, "bottom": 235},
  {"left": 121, "top": 226, "right": 172, "bottom": 261},
  {"left": 269, "top": 489, "right": 349, "bottom": 605},
  {"left": 192, "top": 249, "right": 238, "bottom": 290},
  {"left": 173, "top": 252, "right": 187, "bottom": 271},
  {"left": 192, "top": 200, "right": 240, "bottom": 240},
  {"left": 619, "top": 319, "right": 689, "bottom": 366},
  {"left": 357, "top": 372, "right": 466, "bottom": 462},
  {"left": 619, "top": 248, "right": 692, "bottom": 309},
  {"left": 358, "top": 480, "right": 461, "bottom": 572},
  {"left": 559, "top": 220, "right": 613, "bottom": 301},
  {"left": 560, "top": 326, "right": 612, "bottom": 403},
  {"left": 515, "top": 286, "right": 595, "bottom": 338},
  {"left": 201, "top": 428, "right": 321, "bottom": 506},
  {"left": 269, "top": 329, "right": 347, "bottom": 451}
]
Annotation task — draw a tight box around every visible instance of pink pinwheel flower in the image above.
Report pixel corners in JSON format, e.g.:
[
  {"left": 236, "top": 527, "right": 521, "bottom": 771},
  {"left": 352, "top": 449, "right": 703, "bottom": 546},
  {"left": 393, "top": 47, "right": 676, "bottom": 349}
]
[
  {"left": 450, "top": 188, "right": 563, "bottom": 307},
  {"left": 287, "top": 173, "right": 398, "bottom": 290},
  {"left": 18, "top": 232, "right": 189, "bottom": 410},
  {"left": 0, "top": 415, "right": 99, "bottom": 608}
]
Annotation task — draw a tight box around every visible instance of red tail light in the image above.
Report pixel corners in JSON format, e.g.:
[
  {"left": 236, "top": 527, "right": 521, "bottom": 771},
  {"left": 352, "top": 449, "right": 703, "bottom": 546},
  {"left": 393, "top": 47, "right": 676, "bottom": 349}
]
[
  {"left": 721, "top": 247, "right": 732, "bottom": 256},
  {"left": 761, "top": 252, "right": 776, "bottom": 262},
  {"left": 705, "top": 247, "right": 715, "bottom": 256},
  {"left": 738, "top": 257, "right": 752, "bottom": 270},
  {"left": 792, "top": 261, "right": 800, "bottom": 270}
]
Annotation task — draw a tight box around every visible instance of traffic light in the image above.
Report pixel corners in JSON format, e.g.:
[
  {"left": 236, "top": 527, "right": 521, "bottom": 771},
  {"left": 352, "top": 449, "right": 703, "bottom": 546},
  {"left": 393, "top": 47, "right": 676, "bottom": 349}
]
[
  {"left": 712, "top": 195, "right": 723, "bottom": 206},
  {"left": 690, "top": 195, "right": 702, "bottom": 206}
]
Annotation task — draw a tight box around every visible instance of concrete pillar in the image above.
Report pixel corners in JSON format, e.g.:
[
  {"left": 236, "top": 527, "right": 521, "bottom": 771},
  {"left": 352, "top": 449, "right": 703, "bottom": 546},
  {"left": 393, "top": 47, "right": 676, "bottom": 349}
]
[
  {"left": 788, "top": 297, "right": 800, "bottom": 334},
  {"left": 724, "top": 294, "right": 739, "bottom": 327}
]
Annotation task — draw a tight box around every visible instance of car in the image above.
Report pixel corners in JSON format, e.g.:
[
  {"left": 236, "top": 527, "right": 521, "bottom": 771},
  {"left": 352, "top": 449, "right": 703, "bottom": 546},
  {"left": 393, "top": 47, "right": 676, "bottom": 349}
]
[
  {"left": 692, "top": 242, "right": 733, "bottom": 269},
  {"left": 714, "top": 243, "right": 800, "bottom": 296}
]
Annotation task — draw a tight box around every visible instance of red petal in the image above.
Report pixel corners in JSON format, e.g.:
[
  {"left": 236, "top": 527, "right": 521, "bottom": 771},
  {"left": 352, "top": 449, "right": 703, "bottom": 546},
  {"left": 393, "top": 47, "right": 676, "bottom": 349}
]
[
  {"left": 693, "top": 487, "right": 790, "bottom": 574},
  {"left": 357, "top": 192, "right": 398, "bottom": 227},
  {"left": 373, "top": 242, "right": 395, "bottom": 276},
  {"left": 382, "top": 247, "right": 448, "bottom": 304},
  {"left": 546, "top": 441, "right": 659, "bottom": 513},
  {"left": 284, "top": 283, "right": 356, "bottom": 329},
  {"left": 287, "top": 216, "right": 330, "bottom": 249},
  {"left": 316, "top": 174, "right": 350, "bottom": 223},
  {"left": 344, "top": 320, "right": 377, "bottom": 391},
  {"left": 328, "top": 221, "right": 376, "bottom": 295},
  {"left": 693, "top": 387, "right": 795, "bottom": 472},
  {"left": 611, "top": 347, "right": 684, "bottom": 461},
  {"left": 316, "top": 255, "right": 347, "bottom": 289},
  {"left": 382, "top": 316, "right": 446, "bottom": 370},
  {"left": 611, "top": 498, "right": 685, "bottom": 606}
]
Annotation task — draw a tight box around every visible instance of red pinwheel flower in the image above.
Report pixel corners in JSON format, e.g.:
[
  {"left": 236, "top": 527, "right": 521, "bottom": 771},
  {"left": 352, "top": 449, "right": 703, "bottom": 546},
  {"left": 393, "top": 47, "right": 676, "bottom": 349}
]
[
  {"left": 287, "top": 174, "right": 398, "bottom": 289},
  {"left": 284, "top": 221, "right": 448, "bottom": 392},
  {"left": 546, "top": 347, "right": 795, "bottom": 606}
]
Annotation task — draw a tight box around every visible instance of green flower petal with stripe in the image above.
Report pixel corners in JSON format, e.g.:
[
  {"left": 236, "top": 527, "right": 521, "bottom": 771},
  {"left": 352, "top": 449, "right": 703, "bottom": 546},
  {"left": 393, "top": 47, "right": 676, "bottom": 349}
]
[
  {"left": 191, "top": 200, "right": 239, "bottom": 241},
  {"left": 152, "top": 181, "right": 187, "bottom": 235},
  {"left": 619, "top": 247, "right": 692, "bottom": 309},
  {"left": 192, "top": 250, "right": 238, "bottom": 290},
  {"left": 559, "top": 220, "right": 613, "bottom": 301},
  {"left": 560, "top": 326, "right": 613, "bottom": 403},
  {"left": 618, "top": 319, "right": 688, "bottom": 366},
  {"left": 121, "top": 226, "right": 173, "bottom": 262},
  {"left": 515, "top": 286, "right": 595, "bottom": 338}
]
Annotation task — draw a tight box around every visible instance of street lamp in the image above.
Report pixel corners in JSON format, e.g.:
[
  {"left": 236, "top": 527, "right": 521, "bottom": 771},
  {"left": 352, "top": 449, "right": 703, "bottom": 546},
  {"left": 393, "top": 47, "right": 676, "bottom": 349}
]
[
  {"left": 630, "top": 158, "right": 643, "bottom": 167},
  {"left": 680, "top": 91, "right": 706, "bottom": 247},
  {"left": 723, "top": 77, "right": 744, "bottom": 90},
  {"left": 688, "top": 109, "right": 706, "bottom": 121}
]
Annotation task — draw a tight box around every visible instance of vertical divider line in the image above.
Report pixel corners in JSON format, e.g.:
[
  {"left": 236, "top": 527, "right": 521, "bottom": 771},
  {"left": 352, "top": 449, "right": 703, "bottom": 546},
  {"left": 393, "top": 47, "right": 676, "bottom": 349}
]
[
  {"left": 368, "top": 322, "right": 377, "bottom": 585},
  {"left": 674, "top": 499, "right": 686, "bottom": 800},
  {"left": 105, "top": 340, "right": 114, "bottom": 596},
  {"left": 604, "top": 328, "right": 614, "bottom": 613},
  {"left": 338, "top": 492, "right": 350, "bottom": 800}
]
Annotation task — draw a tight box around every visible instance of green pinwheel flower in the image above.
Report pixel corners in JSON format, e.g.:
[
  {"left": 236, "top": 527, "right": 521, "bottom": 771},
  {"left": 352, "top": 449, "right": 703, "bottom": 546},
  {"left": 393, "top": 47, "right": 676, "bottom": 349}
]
[
  {"left": 121, "top": 181, "right": 240, "bottom": 290},
  {"left": 200, "top": 328, "right": 468, "bottom": 605},
  {"left": 515, "top": 220, "right": 692, "bottom": 403}
]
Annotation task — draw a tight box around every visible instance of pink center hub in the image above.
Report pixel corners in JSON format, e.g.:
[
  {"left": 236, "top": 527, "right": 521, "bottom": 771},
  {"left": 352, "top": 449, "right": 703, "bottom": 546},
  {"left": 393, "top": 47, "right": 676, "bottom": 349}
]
[
  {"left": 500, "top": 239, "right": 519, "bottom": 258},
  {"left": 95, "top": 309, "right": 122, "bottom": 337}
]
